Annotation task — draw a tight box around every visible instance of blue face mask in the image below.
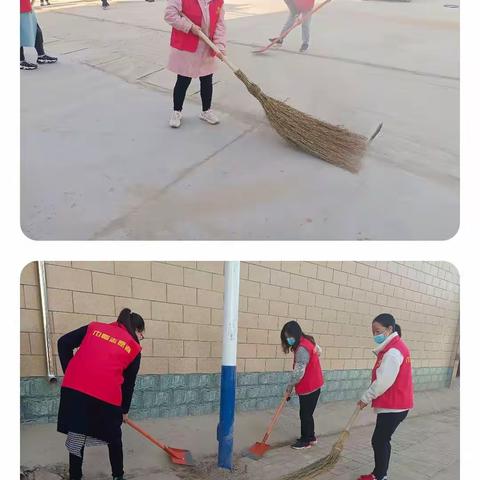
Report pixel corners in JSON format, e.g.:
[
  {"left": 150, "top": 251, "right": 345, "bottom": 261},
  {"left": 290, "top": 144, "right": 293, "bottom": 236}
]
[
  {"left": 373, "top": 330, "right": 388, "bottom": 345},
  {"left": 286, "top": 337, "right": 296, "bottom": 346}
]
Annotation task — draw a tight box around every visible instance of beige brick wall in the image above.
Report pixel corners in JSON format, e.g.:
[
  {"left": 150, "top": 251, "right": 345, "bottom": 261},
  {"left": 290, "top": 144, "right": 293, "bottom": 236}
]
[{"left": 20, "top": 262, "right": 460, "bottom": 377}]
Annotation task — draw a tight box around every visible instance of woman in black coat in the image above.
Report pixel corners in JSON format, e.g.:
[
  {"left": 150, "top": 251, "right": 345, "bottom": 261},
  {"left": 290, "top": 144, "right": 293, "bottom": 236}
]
[{"left": 57, "top": 308, "right": 144, "bottom": 480}]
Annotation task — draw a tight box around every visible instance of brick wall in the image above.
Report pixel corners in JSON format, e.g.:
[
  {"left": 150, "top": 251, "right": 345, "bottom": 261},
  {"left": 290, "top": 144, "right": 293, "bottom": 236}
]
[
  {"left": 21, "top": 261, "right": 460, "bottom": 377},
  {"left": 20, "top": 261, "right": 459, "bottom": 423}
]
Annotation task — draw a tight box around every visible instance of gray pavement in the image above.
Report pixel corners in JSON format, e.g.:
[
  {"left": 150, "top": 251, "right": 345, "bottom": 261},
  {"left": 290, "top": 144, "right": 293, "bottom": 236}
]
[
  {"left": 21, "top": 0, "right": 460, "bottom": 239},
  {"left": 21, "top": 385, "right": 459, "bottom": 479}
]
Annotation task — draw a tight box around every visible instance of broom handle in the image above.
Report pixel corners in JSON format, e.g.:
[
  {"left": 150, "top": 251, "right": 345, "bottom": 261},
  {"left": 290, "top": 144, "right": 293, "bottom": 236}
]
[
  {"left": 180, "top": 13, "right": 240, "bottom": 73},
  {"left": 261, "top": 393, "right": 289, "bottom": 443},
  {"left": 126, "top": 418, "right": 170, "bottom": 452},
  {"left": 344, "top": 406, "right": 361, "bottom": 433}
]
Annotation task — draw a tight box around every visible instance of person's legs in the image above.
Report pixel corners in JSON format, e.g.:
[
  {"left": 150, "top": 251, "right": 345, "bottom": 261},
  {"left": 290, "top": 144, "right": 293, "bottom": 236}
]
[
  {"left": 371, "top": 411, "right": 408, "bottom": 479},
  {"left": 280, "top": 0, "right": 299, "bottom": 36},
  {"left": 108, "top": 438, "right": 124, "bottom": 478},
  {"left": 199, "top": 74, "right": 213, "bottom": 112},
  {"left": 299, "top": 389, "right": 320, "bottom": 441},
  {"left": 34, "top": 25, "right": 45, "bottom": 57},
  {"left": 301, "top": 11, "right": 312, "bottom": 47},
  {"left": 173, "top": 75, "right": 192, "bottom": 112},
  {"left": 69, "top": 447, "right": 84, "bottom": 480}
]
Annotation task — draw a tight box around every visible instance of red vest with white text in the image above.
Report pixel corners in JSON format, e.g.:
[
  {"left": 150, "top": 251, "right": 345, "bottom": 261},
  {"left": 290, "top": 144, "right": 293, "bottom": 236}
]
[
  {"left": 62, "top": 322, "right": 141, "bottom": 406},
  {"left": 294, "top": 0, "right": 315, "bottom": 13},
  {"left": 21, "top": 0, "right": 32, "bottom": 13},
  {"left": 294, "top": 336, "right": 324, "bottom": 395},
  {"left": 170, "top": 0, "right": 224, "bottom": 57},
  {"left": 371, "top": 335, "right": 414, "bottom": 410}
]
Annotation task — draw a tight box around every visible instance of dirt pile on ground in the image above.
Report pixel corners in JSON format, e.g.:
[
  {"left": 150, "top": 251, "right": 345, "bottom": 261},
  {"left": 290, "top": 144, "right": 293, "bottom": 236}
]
[{"left": 176, "top": 454, "right": 250, "bottom": 480}]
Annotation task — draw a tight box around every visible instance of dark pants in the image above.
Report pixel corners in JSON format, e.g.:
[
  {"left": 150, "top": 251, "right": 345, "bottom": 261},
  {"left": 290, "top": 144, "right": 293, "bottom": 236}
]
[
  {"left": 69, "top": 440, "right": 124, "bottom": 479},
  {"left": 20, "top": 25, "right": 45, "bottom": 61},
  {"left": 173, "top": 74, "right": 213, "bottom": 112},
  {"left": 372, "top": 411, "right": 409, "bottom": 479},
  {"left": 299, "top": 388, "right": 321, "bottom": 442}
]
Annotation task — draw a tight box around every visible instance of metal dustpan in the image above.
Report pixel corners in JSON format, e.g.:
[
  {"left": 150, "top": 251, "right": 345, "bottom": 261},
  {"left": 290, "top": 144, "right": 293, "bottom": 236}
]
[
  {"left": 246, "top": 393, "right": 289, "bottom": 460},
  {"left": 126, "top": 419, "right": 195, "bottom": 466}
]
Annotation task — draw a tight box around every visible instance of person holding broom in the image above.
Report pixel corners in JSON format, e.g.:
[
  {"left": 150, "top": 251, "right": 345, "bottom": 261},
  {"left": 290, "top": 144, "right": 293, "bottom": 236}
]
[
  {"left": 164, "top": 0, "right": 226, "bottom": 128},
  {"left": 356, "top": 313, "right": 414, "bottom": 480},
  {"left": 270, "top": 0, "right": 314, "bottom": 52},
  {"left": 20, "top": 0, "right": 58, "bottom": 70},
  {"left": 57, "top": 308, "right": 144, "bottom": 480},
  {"left": 281, "top": 320, "right": 324, "bottom": 450}
]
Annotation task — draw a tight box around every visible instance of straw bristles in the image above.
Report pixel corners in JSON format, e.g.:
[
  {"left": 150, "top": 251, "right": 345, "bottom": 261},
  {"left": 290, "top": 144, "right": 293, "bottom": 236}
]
[
  {"left": 234, "top": 70, "right": 367, "bottom": 173},
  {"left": 280, "top": 431, "right": 350, "bottom": 480}
]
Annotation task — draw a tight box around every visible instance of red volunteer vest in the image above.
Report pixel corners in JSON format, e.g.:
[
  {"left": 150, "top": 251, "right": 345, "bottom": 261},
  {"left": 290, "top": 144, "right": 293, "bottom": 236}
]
[
  {"left": 170, "top": 0, "right": 224, "bottom": 57},
  {"left": 294, "top": 336, "right": 324, "bottom": 395},
  {"left": 371, "top": 335, "right": 414, "bottom": 410},
  {"left": 294, "top": 0, "right": 315, "bottom": 13},
  {"left": 62, "top": 322, "right": 141, "bottom": 406},
  {"left": 21, "top": 0, "right": 32, "bottom": 14}
]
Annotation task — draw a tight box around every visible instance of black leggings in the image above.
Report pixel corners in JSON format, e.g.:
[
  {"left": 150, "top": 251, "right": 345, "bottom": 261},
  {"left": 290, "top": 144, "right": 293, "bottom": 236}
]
[
  {"left": 173, "top": 74, "right": 213, "bottom": 112},
  {"left": 20, "top": 25, "right": 45, "bottom": 61},
  {"left": 371, "top": 411, "right": 408, "bottom": 479},
  {"left": 299, "top": 388, "right": 321, "bottom": 442},
  {"left": 69, "top": 440, "right": 124, "bottom": 479}
]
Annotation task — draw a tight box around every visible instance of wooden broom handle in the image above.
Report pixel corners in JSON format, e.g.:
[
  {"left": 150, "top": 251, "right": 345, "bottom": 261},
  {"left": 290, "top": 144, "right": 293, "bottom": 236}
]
[
  {"left": 261, "top": 393, "right": 289, "bottom": 443},
  {"left": 180, "top": 13, "right": 240, "bottom": 73},
  {"left": 344, "top": 406, "right": 361, "bottom": 433}
]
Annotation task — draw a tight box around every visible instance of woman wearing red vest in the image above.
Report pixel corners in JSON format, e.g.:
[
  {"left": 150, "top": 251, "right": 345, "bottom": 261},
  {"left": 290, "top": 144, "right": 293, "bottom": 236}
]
[
  {"left": 357, "top": 313, "right": 414, "bottom": 480},
  {"left": 269, "top": 0, "right": 314, "bottom": 52},
  {"left": 20, "top": 0, "right": 57, "bottom": 70},
  {"left": 164, "top": 0, "right": 226, "bottom": 128},
  {"left": 281, "top": 320, "right": 324, "bottom": 450},
  {"left": 57, "top": 308, "right": 144, "bottom": 480}
]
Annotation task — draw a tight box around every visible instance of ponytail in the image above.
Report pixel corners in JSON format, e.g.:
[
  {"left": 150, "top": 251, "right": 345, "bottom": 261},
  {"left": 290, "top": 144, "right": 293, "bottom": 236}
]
[
  {"left": 394, "top": 323, "right": 402, "bottom": 337},
  {"left": 117, "top": 308, "right": 145, "bottom": 344}
]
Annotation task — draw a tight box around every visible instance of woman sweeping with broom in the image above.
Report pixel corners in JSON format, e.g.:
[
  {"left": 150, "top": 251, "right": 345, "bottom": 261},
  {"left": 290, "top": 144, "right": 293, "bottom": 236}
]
[
  {"left": 281, "top": 320, "right": 324, "bottom": 450},
  {"left": 356, "top": 313, "right": 414, "bottom": 480},
  {"left": 164, "top": 0, "right": 226, "bottom": 128},
  {"left": 57, "top": 308, "right": 145, "bottom": 480}
]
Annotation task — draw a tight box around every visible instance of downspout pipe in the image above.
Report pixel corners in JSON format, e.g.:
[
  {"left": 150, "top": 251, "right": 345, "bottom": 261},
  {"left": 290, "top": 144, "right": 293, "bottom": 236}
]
[
  {"left": 217, "top": 261, "right": 240, "bottom": 470},
  {"left": 38, "top": 261, "right": 57, "bottom": 384}
]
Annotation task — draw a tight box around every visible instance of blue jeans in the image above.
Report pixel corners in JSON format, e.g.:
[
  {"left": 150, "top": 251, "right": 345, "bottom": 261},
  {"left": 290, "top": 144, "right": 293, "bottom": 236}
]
[{"left": 281, "top": 0, "right": 312, "bottom": 45}]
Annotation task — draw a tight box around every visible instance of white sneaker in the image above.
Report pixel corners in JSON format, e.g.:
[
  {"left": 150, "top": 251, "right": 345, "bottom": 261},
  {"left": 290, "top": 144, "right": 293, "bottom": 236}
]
[
  {"left": 169, "top": 111, "right": 182, "bottom": 128},
  {"left": 199, "top": 109, "right": 220, "bottom": 125}
]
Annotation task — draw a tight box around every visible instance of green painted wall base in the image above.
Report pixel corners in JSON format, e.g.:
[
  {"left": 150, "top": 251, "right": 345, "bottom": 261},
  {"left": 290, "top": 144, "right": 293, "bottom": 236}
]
[{"left": 20, "top": 367, "right": 453, "bottom": 424}]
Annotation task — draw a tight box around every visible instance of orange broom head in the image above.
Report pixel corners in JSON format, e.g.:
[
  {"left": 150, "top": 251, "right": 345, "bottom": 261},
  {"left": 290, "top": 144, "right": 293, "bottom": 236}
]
[
  {"left": 166, "top": 446, "right": 195, "bottom": 466},
  {"left": 246, "top": 441, "right": 271, "bottom": 460}
]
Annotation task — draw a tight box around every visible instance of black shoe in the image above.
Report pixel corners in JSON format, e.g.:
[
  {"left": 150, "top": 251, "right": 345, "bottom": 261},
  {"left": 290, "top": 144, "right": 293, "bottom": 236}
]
[
  {"left": 20, "top": 61, "right": 38, "bottom": 70},
  {"left": 102, "top": 0, "right": 110, "bottom": 8},
  {"left": 300, "top": 43, "right": 309, "bottom": 52},
  {"left": 40, "top": 0, "right": 45, "bottom": 5},
  {"left": 291, "top": 439, "right": 311, "bottom": 450},
  {"left": 37, "top": 54, "right": 58, "bottom": 64},
  {"left": 269, "top": 37, "right": 283, "bottom": 46},
  {"left": 112, "top": 477, "right": 124, "bottom": 480}
]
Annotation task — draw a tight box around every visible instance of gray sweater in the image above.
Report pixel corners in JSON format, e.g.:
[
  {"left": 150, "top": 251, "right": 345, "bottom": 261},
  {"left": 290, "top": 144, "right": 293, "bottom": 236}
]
[{"left": 287, "top": 344, "right": 322, "bottom": 395}]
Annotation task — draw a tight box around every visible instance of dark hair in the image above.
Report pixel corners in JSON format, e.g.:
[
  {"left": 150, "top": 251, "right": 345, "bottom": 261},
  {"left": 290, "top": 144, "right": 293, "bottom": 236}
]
[
  {"left": 373, "top": 313, "right": 402, "bottom": 338},
  {"left": 117, "top": 308, "right": 145, "bottom": 344},
  {"left": 280, "top": 320, "right": 316, "bottom": 354}
]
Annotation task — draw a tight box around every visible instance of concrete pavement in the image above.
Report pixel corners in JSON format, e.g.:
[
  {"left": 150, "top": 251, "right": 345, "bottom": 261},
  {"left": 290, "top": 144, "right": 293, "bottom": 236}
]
[
  {"left": 21, "top": 0, "right": 459, "bottom": 239},
  {"left": 21, "top": 384, "right": 459, "bottom": 479}
]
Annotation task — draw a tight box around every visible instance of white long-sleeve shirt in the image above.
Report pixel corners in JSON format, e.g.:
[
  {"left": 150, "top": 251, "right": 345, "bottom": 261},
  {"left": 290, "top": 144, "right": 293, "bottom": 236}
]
[{"left": 361, "top": 332, "right": 408, "bottom": 414}]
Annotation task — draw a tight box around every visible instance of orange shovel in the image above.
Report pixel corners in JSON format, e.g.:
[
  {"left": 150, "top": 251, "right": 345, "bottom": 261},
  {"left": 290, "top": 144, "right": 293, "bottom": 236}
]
[
  {"left": 125, "top": 418, "right": 194, "bottom": 466},
  {"left": 246, "top": 392, "right": 290, "bottom": 460}
]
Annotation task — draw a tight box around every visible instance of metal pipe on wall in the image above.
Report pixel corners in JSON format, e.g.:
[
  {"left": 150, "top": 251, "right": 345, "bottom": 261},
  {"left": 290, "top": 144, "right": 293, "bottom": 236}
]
[{"left": 38, "top": 261, "right": 57, "bottom": 384}]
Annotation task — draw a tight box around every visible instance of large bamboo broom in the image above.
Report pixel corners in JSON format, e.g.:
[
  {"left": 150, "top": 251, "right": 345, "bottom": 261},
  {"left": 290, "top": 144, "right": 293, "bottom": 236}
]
[
  {"left": 187, "top": 17, "right": 380, "bottom": 173},
  {"left": 281, "top": 406, "right": 362, "bottom": 480}
]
